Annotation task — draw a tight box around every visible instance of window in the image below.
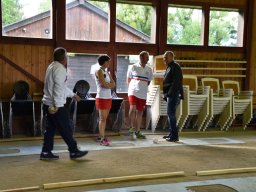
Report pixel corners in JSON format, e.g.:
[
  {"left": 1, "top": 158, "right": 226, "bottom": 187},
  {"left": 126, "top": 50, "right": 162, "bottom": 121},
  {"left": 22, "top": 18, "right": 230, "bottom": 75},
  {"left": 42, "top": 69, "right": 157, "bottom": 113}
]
[
  {"left": 116, "top": 2, "right": 155, "bottom": 43},
  {"left": 67, "top": 53, "right": 152, "bottom": 94},
  {"left": 167, "top": 5, "right": 203, "bottom": 45},
  {"left": 209, "top": 8, "right": 243, "bottom": 47},
  {"left": 116, "top": 54, "right": 153, "bottom": 93},
  {"left": 67, "top": 53, "right": 101, "bottom": 93},
  {"left": 66, "top": 0, "right": 109, "bottom": 41},
  {"left": 2, "top": 0, "right": 52, "bottom": 39}
]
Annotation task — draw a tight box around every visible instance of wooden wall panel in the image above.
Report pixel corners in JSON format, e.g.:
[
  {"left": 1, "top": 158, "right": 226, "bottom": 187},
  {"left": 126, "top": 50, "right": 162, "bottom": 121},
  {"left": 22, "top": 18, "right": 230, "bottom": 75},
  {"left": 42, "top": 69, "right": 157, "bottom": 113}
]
[
  {"left": 0, "top": 44, "right": 53, "bottom": 100},
  {"left": 2, "top": 44, "right": 13, "bottom": 98},
  {"left": 153, "top": 51, "right": 246, "bottom": 91}
]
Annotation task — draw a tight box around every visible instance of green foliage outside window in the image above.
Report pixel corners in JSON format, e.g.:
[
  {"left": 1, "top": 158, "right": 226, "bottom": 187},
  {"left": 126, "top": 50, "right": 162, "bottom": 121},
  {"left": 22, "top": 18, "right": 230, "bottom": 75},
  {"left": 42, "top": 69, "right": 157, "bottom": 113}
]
[
  {"left": 116, "top": 4, "right": 152, "bottom": 36},
  {"left": 167, "top": 7, "right": 202, "bottom": 45},
  {"left": 38, "top": 0, "right": 51, "bottom": 12},
  {"left": 90, "top": 1, "right": 152, "bottom": 36},
  {"left": 1, "top": 0, "right": 242, "bottom": 47},
  {"left": 209, "top": 10, "right": 238, "bottom": 46},
  {"left": 2, "top": 0, "right": 24, "bottom": 26}
]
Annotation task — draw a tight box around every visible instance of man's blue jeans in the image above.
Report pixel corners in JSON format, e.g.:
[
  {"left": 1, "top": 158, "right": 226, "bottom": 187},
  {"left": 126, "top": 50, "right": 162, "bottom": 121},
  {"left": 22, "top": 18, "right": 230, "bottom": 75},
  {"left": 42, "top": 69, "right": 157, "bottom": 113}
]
[
  {"left": 42, "top": 104, "right": 78, "bottom": 153},
  {"left": 167, "top": 93, "right": 180, "bottom": 139}
]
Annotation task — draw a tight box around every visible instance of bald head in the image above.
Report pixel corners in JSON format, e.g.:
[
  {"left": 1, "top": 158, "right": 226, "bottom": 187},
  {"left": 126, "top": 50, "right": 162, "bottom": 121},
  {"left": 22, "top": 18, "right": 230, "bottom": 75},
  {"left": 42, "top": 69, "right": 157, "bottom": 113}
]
[
  {"left": 163, "top": 51, "right": 175, "bottom": 64},
  {"left": 54, "top": 47, "right": 68, "bottom": 67}
]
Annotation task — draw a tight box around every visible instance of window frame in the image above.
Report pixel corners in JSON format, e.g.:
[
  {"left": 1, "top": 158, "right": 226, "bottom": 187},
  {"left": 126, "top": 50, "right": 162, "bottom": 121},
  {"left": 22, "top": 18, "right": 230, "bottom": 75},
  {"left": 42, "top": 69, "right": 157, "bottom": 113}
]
[
  {"left": 163, "top": 0, "right": 247, "bottom": 53},
  {"left": 0, "top": 0, "right": 55, "bottom": 46},
  {"left": 167, "top": 4, "right": 204, "bottom": 46},
  {"left": 208, "top": 7, "right": 245, "bottom": 47},
  {"left": 65, "top": 0, "right": 111, "bottom": 42},
  {"left": 115, "top": 1, "right": 157, "bottom": 44},
  {"left": 0, "top": 0, "right": 246, "bottom": 49},
  {"left": 67, "top": 52, "right": 105, "bottom": 93},
  {"left": 115, "top": 53, "right": 154, "bottom": 94}
]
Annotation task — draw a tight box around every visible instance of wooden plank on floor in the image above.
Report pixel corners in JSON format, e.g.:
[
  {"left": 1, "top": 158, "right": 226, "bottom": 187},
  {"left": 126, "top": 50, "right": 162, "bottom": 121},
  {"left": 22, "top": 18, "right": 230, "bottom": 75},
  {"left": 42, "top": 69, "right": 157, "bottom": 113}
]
[
  {"left": 43, "top": 171, "right": 185, "bottom": 190},
  {"left": 0, "top": 186, "right": 40, "bottom": 192},
  {"left": 196, "top": 167, "right": 256, "bottom": 176}
]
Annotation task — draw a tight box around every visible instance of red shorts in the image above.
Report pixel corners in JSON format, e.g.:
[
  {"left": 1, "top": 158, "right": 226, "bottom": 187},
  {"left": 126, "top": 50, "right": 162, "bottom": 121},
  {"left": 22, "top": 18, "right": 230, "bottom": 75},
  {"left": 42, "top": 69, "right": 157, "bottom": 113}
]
[
  {"left": 128, "top": 95, "right": 146, "bottom": 111},
  {"left": 96, "top": 98, "right": 112, "bottom": 110}
]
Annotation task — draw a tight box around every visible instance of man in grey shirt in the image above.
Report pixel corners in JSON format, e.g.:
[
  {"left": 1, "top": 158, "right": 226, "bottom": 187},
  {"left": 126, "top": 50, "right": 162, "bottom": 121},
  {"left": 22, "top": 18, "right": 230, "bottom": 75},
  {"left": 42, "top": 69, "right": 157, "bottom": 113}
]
[{"left": 40, "top": 47, "right": 88, "bottom": 160}]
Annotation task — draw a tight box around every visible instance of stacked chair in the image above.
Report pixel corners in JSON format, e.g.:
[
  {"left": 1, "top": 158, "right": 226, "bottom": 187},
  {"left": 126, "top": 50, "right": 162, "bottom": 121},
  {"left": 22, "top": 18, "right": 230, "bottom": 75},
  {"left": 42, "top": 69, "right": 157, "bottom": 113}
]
[
  {"left": 201, "top": 78, "right": 233, "bottom": 131},
  {"left": 178, "top": 75, "right": 210, "bottom": 131},
  {"left": 109, "top": 91, "right": 124, "bottom": 132},
  {"left": 69, "top": 80, "right": 98, "bottom": 133},
  {"left": 146, "top": 85, "right": 161, "bottom": 132},
  {"left": 70, "top": 80, "right": 124, "bottom": 133},
  {"left": 222, "top": 80, "right": 253, "bottom": 130},
  {"left": 146, "top": 85, "right": 182, "bottom": 132},
  {"left": 8, "top": 80, "right": 36, "bottom": 137}
]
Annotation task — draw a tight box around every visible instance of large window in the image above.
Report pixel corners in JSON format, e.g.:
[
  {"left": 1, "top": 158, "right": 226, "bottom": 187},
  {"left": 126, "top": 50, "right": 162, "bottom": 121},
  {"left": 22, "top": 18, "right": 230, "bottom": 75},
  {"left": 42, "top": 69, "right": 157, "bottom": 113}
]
[
  {"left": 209, "top": 8, "right": 243, "bottom": 47},
  {"left": 167, "top": 5, "right": 203, "bottom": 45},
  {"left": 116, "top": 54, "right": 153, "bottom": 93},
  {"left": 1, "top": 0, "right": 52, "bottom": 38},
  {"left": 66, "top": 0, "right": 109, "bottom": 41},
  {"left": 116, "top": 2, "right": 155, "bottom": 43},
  {"left": 1, "top": 1, "right": 246, "bottom": 49},
  {"left": 67, "top": 53, "right": 101, "bottom": 93}
]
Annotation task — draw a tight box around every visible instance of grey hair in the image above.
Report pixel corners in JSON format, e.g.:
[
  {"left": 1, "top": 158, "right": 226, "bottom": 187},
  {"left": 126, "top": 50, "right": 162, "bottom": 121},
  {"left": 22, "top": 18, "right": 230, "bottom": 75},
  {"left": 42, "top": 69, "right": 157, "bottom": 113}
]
[
  {"left": 164, "top": 51, "right": 175, "bottom": 58},
  {"left": 139, "top": 51, "right": 149, "bottom": 57}
]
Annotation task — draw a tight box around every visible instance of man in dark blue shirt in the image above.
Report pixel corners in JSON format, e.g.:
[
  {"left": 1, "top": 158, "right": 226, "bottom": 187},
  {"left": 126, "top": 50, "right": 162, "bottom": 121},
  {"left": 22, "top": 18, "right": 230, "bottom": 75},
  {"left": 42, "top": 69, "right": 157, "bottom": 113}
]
[{"left": 162, "top": 51, "right": 183, "bottom": 142}]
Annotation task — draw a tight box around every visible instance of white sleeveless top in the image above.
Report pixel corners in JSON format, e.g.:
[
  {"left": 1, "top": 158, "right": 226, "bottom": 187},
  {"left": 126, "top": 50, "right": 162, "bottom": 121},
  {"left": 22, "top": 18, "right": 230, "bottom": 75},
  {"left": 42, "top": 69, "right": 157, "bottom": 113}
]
[{"left": 95, "top": 68, "right": 112, "bottom": 99}]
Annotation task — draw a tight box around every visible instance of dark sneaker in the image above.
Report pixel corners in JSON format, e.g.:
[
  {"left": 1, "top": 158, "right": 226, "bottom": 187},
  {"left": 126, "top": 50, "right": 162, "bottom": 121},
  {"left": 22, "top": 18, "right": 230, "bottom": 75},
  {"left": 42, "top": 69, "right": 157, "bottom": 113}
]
[
  {"left": 166, "top": 137, "right": 179, "bottom": 142},
  {"left": 40, "top": 152, "right": 59, "bottom": 160},
  {"left": 163, "top": 134, "right": 171, "bottom": 139},
  {"left": 97, "top": 136, "right": 101, "bottom": 142},
  {"left": 70, "top": 150, "right": 88, "bottom": 159}
]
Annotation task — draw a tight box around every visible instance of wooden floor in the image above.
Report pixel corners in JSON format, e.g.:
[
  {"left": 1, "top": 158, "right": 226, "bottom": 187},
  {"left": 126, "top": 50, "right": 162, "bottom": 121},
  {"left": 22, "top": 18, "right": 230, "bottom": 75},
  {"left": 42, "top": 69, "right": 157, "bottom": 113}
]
[{"left": 0, "top": 130, "right": 256, "bottom": 191}]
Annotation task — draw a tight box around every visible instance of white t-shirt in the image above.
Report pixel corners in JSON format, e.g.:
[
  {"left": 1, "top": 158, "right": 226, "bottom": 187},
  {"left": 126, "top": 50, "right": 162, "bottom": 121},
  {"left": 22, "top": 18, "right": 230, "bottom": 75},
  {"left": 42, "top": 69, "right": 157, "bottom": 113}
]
[{"left": 127, "top": 63, "right": 153, "bottom": 100}]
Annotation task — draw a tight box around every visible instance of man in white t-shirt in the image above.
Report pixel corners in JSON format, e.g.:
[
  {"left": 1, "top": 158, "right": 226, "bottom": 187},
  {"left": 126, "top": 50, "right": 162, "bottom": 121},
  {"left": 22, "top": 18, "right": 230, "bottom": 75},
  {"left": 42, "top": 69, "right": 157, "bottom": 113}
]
[{"left": 127, "top": 51, "right": 153, "bottom": 139}]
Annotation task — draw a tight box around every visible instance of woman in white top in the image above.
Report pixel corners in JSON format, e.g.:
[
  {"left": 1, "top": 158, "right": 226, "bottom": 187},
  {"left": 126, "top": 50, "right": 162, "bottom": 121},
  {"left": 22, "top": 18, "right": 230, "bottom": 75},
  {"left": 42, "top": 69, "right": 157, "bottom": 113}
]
[{"left": 95, "top": 55, "right": 115, "bottom": 146}]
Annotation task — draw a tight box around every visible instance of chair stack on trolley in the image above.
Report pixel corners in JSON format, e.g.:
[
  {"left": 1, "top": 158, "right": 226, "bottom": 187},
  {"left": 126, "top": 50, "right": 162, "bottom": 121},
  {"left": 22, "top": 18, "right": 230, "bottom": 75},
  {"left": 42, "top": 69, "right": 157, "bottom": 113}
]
[{"left": 146, "top": 75, "right": 254, "bottom": 132}]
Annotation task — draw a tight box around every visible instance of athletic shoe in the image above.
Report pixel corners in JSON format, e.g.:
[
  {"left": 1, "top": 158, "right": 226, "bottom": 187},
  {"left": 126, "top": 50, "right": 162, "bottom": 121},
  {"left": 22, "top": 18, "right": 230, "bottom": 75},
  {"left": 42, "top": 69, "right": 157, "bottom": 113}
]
[
  {"left": 163, "top": 134, "right": 171, "bottom": 139},
  {"left": 131, "top": 132, "right": 137, "bottom": 140},
  {"left": 100, "top": 138, "right": 110, "bottom": 146},
  {"left": 96, "top": 136, "right": 101, "bottom": 142},
  {"left": 40, "top": 152, "right": 59, "bottom": 160},
  {"left": 166, "top": 137, "right": 179, "bottom": 142},
  {"left": 105, "top": 137, "right": 111, "bottom": 143},
  {"left": 70, "top": 150, "right": 88, "bottom": 159},
  {"left": 128, "top": 127, "right": 134, "bottom": 135},
  {"left": 135, "top": 131, "right": 146, "bottom": 139}
]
